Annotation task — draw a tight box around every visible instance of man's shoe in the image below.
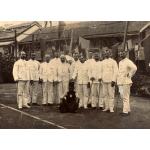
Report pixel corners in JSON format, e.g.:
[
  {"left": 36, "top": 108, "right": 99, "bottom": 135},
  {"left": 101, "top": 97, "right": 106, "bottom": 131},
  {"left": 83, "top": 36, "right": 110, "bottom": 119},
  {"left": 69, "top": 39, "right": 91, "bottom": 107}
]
[
  {"left": 120, "top": 112, "right": 129, "bottom": 116},
  {"left": 32, "top": 103, "right": 40, "bottom": 106},
  {"left": 23, "top": 105, "right": 31, "bottom": 108},
  {"left": 42, "top": 104, "right": 47, "bottom": 106},
  {"left": 110, "top": 109, "right": 114, "bottom": 113},
  {"left": 99, "top": 107, "right": 104, "bottom": 110},
  {"left": 18, "top": 107, "right": 22, "bottom": 110},
  {"left": 102, "top": 108, "right": 109, "bottom": 112},
  {"left": 47, "top": 103, "right": 53, "bottom": 106},
  {"left": 87, "top": 104, "right": 92, "bottom": 108},
  {"left": 92, "top": 107, "right": 96, "bottom": 109}
]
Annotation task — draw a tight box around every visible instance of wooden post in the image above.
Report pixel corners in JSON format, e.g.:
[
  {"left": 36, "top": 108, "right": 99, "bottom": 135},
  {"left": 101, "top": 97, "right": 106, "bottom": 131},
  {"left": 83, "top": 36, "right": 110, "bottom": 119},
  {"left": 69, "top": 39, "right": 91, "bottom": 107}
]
[
  {"left": 14, "top": 30, "right": 18, "bottom": 58},
  {"left": 69, "top": 29, "right": 73, "bottom": 55},
  {"left": 32, "top": 34, "right": 35, "bottom": 53},
  {"left": 123, "top": 21, "right": 129, "bottom": 51}
]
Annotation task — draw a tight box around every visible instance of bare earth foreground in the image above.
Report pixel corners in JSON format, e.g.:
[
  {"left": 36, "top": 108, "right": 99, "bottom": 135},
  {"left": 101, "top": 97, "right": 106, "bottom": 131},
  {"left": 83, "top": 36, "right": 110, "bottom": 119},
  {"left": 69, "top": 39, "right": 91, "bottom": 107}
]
[{"left": 0, "top": 84, "right": 150, "bottom": 129}]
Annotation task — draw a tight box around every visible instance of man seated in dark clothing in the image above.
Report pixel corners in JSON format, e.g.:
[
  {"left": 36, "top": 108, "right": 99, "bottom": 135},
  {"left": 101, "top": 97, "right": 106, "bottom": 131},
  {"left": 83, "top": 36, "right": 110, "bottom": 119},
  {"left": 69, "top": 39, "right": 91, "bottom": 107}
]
[{"left": 59, "top": 81, "right": 79, "bottom": 113}]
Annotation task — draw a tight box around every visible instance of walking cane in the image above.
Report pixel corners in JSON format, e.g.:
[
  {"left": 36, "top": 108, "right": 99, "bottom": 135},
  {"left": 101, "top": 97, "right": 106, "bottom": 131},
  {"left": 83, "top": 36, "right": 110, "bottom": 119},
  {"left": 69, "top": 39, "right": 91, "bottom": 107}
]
[
  {"left": 87, "top": 80, "right": 93, "bottom": 105},
  {"left": 97, "top": 81, "right": 101, "bottom": 109},
  {"left": 115, "top": 86, "right": 120, "bottom": 112}
]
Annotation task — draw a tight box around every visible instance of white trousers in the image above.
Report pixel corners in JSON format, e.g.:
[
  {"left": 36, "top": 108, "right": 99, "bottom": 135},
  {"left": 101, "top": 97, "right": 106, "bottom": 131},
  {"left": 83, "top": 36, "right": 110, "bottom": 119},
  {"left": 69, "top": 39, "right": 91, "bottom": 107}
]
[
  {"left": 91, "top": 83, "right": 104, "bottom": 107},
  {"left": 77, "top": 84, "right": 88, "bottom": 108},
  {"left": 119, "top": 84, "right": 131, "bottom": 113},
  {"left": 58, "top": 81, "right": 69, "bottom": 103},
  {"left": 28, "top": 81, "right": 39, "bottom": 103},
  {"left": 17, "top": 81, "right": 29, "bottom": 108},
  {"left": 103, "top": 83, "right": 115, "bottom": 110},
  {"left": 42, "top": 82, "right": 53, "bottom": 104}
]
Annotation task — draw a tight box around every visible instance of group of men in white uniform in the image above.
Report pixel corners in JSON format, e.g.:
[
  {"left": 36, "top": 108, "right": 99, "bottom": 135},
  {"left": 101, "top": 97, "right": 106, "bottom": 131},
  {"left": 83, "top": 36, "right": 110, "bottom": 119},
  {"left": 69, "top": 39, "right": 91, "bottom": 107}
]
[{"left": 13, "top": 48, "right": 137, "bottom": 116}]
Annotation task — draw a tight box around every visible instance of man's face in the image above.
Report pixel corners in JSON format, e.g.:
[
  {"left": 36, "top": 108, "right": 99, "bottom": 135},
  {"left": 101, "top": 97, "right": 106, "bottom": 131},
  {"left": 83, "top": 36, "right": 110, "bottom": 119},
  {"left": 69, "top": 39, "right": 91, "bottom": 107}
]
[
  {"left": 88, "top": 52, "right": 93, "bottom": 59},
  {"left": 118, "top": 51, "right": 126, "bottom": 60},
  {"left": 45, "top": 56, "right": 50, "bottom": 62},
  {"left": 94, "top": 53, "right": 99, "bottom": 61},
  {"left": 21, "top": 54, "right": 26, "bottom": 60},
  {"left": 73, "top": 54, "right": 79, "bottom": 61},
  {"left": 103, "top": 50, "right": 110, "bottom": 58},
  {"left": 31, "top": 54, "right": 36, "bottom": 60},
  {"left": 60, "top": 56, "right": 66, "bottom": 63},
  {"left": 79, "top": 57, "right": 85, "bottom": 63},
  {"left": 54, "top": 52, "right": 59, "bottom": 58}
]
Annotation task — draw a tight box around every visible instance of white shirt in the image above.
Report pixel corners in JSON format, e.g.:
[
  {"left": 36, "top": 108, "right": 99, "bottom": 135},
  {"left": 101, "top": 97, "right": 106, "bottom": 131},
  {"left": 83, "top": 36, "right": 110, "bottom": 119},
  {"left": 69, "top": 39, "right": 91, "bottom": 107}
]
[
  {"left": 27, "top": 59, "right": 40, "bottom": 81},
  {"left": 50, "top": 58, "right": 61, "bottom": 66},
  {"left": 89, "top": 60, "right": 102, "bottom": 83},
  {"left": 72, "top": 61, "right": 90, "bottom": 84},
  {"left": 117, "top": 58, "right": 137, "bottom": 85},
  {"left": 101, "top": 58, "right": 118, "bottom": 83},
  {"left": 54, "top": 62, "right": 71, "bottom": 82},
  {"left": 39, "top": 62, "right": 54, "bottom": 82},
  {"left": 70, "top": 60, "right": 80, "bottom": 77},
  {"left": 13, "top": 59, "right": 30, "bottom": 81}
]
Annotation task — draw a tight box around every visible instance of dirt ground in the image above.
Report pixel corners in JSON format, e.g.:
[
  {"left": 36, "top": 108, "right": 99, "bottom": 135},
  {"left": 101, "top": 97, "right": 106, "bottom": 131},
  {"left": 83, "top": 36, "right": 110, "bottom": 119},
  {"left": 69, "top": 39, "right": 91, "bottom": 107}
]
[{"left": 0, "top": 83, "right": 150, "bottom": 129}]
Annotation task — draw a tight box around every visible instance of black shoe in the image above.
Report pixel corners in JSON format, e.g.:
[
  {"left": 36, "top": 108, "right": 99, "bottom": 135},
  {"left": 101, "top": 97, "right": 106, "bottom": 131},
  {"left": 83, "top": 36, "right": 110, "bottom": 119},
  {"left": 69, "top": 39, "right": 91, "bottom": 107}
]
[
  {"left": 42, "top": 104, "right": 47, "bottom": 106},
  {"left": 32, "top": 103, "right": 40, "bottom": 106},
  {"left": 99, "top": 107, "right": 104, "bottom": 110},
  {"left": 120, "top": 112, "right": 129, "bottom": 116},
  {"left": 27, "top": 103, "right": 31, "bottom": 106},
  {"left": 87, "top": 104, "right": 92, "bottom": 108},
  {"left": 92, "top": 107, "right": 96, "bottom": 109},
  {"left": 47, "top": 103, "right": 53, "bottom": 106}
]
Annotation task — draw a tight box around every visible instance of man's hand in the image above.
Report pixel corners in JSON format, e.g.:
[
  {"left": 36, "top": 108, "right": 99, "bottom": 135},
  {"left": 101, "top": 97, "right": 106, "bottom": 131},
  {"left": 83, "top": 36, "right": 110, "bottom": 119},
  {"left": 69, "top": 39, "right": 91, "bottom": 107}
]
[
  {"left": 98, "top": 78, "right": 102, "bottom": 82},
  {"left": 111, "top": 81, "right": 116, "bottom": 87},
  {"left": 39, "top": 79, "right": 43, "bottom": 84},
  {"left": 30, "top": 80, "right": 34, "bottom": 85},
  {"left": 87, "top": 82, "right": 91, "bottom": 88},
  {"left": 90, "top": 77, "right": 95, "bottom": 81},
  {"left": 127, "top": 73, "right": 131, "bottom": 78},
  {"left": 70, "top": 78, "right": 75, "bottom": 83}
]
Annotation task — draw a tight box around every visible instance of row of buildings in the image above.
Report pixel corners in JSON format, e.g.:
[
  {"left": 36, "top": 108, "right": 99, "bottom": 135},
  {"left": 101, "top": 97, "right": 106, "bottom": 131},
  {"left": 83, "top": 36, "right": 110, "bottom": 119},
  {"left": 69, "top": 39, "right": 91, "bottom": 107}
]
[{"left": 0, "top": 21, "right": 150, "bottom": 72}]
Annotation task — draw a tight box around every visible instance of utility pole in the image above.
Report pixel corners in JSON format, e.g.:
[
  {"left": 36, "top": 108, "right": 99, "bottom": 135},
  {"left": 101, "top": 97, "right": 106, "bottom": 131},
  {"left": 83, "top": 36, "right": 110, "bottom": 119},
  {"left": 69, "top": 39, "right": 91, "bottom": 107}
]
[
  {"left": 32, "top": 34, "right": 35, "bottom": 53},
  {"left": 69, "top": 29, "right": 73, "bottom": 55},
  {"left": 14, "top": 30, "right": 18, "bottom": 59},
  {"left": 123, "top": 21, "right": 129, "bottom": 51}
]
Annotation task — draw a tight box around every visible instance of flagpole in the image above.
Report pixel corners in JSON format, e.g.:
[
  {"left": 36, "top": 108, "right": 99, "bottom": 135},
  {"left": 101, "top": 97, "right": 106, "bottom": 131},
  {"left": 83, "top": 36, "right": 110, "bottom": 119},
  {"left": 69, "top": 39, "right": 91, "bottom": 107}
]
[
  {"left": 69, "top": 29, "right": 73, "bottom": 56},
  {"left": 123, "top": 21, "right": 129, "bottom": 51}
]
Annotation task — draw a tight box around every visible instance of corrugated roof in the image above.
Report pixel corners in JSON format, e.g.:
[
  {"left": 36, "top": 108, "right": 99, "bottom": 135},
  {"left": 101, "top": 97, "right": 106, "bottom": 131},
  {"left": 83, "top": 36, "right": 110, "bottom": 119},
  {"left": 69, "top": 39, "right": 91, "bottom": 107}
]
[{"left": 8, "top": 21, "right": 150, "bottom": 43}]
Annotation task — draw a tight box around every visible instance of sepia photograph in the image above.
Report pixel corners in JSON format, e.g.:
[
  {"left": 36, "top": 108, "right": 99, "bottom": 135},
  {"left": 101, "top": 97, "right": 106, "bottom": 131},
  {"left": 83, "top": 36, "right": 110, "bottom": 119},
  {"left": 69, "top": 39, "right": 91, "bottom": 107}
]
[{"left": 0, "top": 21, "right": 149, "bottom": 129}]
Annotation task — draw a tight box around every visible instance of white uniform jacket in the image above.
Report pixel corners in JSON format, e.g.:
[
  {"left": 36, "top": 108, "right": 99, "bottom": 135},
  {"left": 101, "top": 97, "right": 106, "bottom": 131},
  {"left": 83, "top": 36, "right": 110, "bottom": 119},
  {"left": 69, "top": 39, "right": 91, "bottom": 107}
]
[
  {"left": 72, "top": 62, "right": 90, "bottom": 84},
  {"left": 39, "top": 62, "right": 54, "bottom": 82},
  {"left": 70, "top": 60, "right": 80, "bottom": 77},
  {"left": 13, "top": 59, "right": 30, "bottom": 81},
  {"left": 101, "top": 58, "right": 118, "bottom": 83},
  {"left": 89, "top": 60, "right": 102, "bottom": 83},
  {"left": 27, "top": 59, "right": 40, "bottom": 81},
  {"left": 50, "top": 58, "right": 61, "bottom": 66},
  {"left": 54, "top": 62, "right": 71, "bottom": 82},
  {"left": 117, "top": 58, "right": 137, "bottom": 85}
]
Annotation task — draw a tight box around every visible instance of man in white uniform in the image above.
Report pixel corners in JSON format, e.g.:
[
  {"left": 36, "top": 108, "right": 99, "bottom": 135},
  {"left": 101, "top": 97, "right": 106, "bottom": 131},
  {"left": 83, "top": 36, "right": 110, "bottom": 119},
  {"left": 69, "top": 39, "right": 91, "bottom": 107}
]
[
  {"left": 27, "top": 53, "right": 40, "bottom": 105},
  {"left": 85, "top": 51, "right": 94, "bottom": 106},
  {"left": 117, "top": 50, "right": 137, "bottom": 116},
  {"left": 72, "top": 55, "right": 90, "bottom": 109},
  {"left": 50, "top": 51, "right": 61, "bottom": 104},
  {"left": 54, "top": 55, "right": 71, "bottom": 103},
  {"left": 89, "top": 53, "right": 103, "bottom": 109},
  {"left": 101, "top": 49, "right": 118, "bottom": 113},
  {"left": 13, "top": 51, "right": 30, "bottom": 109},
  {"left": 39, "top": 54, "right": 54, "bottom": 105},
  {"left": 70, "top": 52, "right": 80, "bottom": 91}
]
